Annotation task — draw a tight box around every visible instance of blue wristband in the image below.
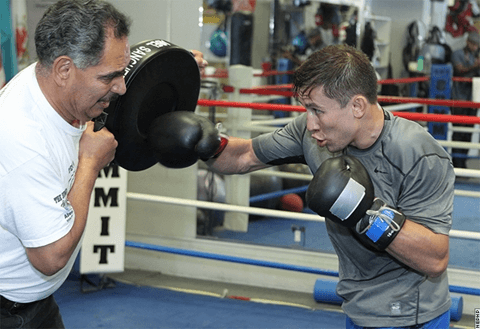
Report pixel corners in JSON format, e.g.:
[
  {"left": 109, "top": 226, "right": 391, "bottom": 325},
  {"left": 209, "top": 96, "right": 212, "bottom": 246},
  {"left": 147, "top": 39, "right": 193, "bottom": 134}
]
[{"left": 365, "top": 217, "right": 389, "bottom": 243}]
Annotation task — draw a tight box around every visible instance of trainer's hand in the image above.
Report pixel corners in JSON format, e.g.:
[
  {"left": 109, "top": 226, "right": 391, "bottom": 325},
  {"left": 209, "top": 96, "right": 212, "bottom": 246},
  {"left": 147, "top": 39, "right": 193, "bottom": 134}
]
[
  {"left": 78, "top": 121, "right": 118, "bottom": 172},
  {"left": 191, "top": 50, "right": 208, "bottom": 76},
  {"left": 147, "top": 111, "right": 228, "bottom": 168}
]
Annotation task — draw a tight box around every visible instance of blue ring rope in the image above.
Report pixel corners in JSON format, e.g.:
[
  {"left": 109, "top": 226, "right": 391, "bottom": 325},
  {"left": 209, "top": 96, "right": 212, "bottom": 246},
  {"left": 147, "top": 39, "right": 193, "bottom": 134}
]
[
  {"left": 125, "top": 240, "right": 338, "bottom": 277},
  {"left": 125, "top": 240, "right": 480, "bottom": 296},
  {"left": 249, "top": 185, "right": 309, "bottom": 203}
]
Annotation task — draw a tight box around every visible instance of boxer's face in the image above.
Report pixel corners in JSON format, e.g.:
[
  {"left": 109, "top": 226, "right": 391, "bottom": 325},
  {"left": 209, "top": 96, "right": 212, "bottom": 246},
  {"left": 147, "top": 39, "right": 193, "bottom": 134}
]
[
  {"left": 69, "top": 29, "right": 130, "bottom": 124},
  {"left": 301, "top": 86, "right": 356, "bottom": 153}
]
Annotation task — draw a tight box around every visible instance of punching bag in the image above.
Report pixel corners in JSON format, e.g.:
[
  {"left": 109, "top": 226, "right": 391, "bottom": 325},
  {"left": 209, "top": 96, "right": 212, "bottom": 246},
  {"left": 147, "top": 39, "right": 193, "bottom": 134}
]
[
  {"left": 229, "top": 0, "right": 256, "bottom": 66},
  {"left": 229, "top": 12, "right": 253, "bottom": 66}
]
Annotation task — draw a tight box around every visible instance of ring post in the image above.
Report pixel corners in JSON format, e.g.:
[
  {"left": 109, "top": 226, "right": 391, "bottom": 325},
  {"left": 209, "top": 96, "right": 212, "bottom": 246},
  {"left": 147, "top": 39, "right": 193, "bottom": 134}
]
[
  {"left": 427, "top": 64, "right": 452, "bottom": 142},
  {"left": 470, "top": 77, "right": 480, "bottom": 158},
  {"left": 223, "top": 65, "right": 253, "bottom": 232}
]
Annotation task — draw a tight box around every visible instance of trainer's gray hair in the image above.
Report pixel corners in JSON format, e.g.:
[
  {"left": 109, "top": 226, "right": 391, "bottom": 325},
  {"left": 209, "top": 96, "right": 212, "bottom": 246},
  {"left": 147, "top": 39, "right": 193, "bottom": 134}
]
[{"left": 35, "top": 0, "right": 131, "bottom": 70}]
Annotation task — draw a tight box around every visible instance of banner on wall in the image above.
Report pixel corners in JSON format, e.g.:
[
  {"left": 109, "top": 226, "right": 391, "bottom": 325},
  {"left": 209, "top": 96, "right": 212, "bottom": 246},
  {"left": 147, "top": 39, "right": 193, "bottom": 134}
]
[
  {"left": 12, "top": 0, "right": 29, "bottom": 71},
  {"left": 0, "top": 0, "right": 17, "bottom": 81},
  {"left": 80, "top": 164, "right": 128, "bottom": 274},
  {"left": 0, "top": 32, "right": 5, "bottom": 89}
]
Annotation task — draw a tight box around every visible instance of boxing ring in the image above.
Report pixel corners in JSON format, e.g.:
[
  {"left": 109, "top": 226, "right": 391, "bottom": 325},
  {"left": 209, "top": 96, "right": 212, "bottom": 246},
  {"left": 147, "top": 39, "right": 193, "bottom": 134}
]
[{"left": 114, "top": 65, "right": 480, "bottom": 323}]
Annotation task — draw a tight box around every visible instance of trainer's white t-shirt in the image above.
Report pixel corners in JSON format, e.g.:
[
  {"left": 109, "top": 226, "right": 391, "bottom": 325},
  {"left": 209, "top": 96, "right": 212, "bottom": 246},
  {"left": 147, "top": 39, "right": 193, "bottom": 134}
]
[{"left": 0, "top": 63, "right": 86, "bottom": 303}]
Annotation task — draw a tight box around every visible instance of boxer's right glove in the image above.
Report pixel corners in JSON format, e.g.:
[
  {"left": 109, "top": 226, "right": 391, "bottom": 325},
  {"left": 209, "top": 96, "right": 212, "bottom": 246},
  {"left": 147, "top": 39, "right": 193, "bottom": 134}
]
[
  {"left": 306, "top": 155, "right": 405, "bottom": 251},
  {"left": 147, "top": 111, "right": 228, "bottom": 168}
]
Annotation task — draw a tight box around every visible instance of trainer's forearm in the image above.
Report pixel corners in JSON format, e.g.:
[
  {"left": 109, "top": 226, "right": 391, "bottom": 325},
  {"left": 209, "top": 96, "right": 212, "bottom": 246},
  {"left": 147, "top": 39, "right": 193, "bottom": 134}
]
[
  {"left": 65, "top": 159, "right": 100, "bottom": 249},
  {"left": 26, "top": 159, "right": 99, "bottom": 276}
]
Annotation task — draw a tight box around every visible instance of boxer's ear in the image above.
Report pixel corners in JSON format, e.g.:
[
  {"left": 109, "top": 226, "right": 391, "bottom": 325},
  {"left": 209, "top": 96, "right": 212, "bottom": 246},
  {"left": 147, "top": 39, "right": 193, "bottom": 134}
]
[{"left": 352, "top": 95, "right": 368, "bottom": 119}]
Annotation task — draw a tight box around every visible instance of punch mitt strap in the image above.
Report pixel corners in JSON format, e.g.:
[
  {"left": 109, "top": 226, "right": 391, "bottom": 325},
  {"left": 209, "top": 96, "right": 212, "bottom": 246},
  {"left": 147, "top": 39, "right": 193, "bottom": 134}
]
[{"left": 100, "top": 39, "right": 201, "bottom": 171}]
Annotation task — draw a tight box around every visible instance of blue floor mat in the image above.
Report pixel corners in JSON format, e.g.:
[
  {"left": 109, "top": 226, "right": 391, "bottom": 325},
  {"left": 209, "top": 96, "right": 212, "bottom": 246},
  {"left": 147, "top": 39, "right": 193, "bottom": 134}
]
[
  {"left": 53, "top": 183, "right": 478, "bottom": 328},
  {"left": 449, "top": 183, "right": 480, "bottom": 270},
  {"left": 55, "top": 275, "right": 346, "bottom": 329}
]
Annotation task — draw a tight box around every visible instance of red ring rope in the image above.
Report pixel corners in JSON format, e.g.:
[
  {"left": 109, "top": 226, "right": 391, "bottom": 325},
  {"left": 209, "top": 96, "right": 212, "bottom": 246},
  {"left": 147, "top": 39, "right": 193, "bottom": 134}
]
[
  {"left": 378, "top": 96, "right": 480, "bottom": 108},
  {"left": 224, "top": 76, "right": 473, "bottom": 91},
  {"left": 204, "top": 70, "right": 474, "bottom": 84},
  {"left": 197, "top": 99, "right": 304, "bottom": 112},
  {"left": 240, "top": 88, "right": 297, "bottom": 97},
  {"left": 219, "top": 85, "right": 480, "bottom": 109},
  {"left": 197, "top": 98, "right": 480, "bottom": 125},
  {"left": 253, "top": 70, "right": 295, "bottom": 77},
  {"left": 391, "top": 111, "right": 480, "bottom": 124},
  {"left": 250, "top": 84, "right": 293, "bottom": 90},
  {"left": 452, "top": 77, "right": 473, "bottom": 83},
  {"left": 377, "top": 76, "right": 429, "bottom": 84}
]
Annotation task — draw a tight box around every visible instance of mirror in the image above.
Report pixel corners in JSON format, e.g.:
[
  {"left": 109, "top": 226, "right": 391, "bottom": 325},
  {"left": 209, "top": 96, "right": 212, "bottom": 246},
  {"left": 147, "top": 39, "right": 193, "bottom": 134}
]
[{"left": 197, "top": 0, "right": 361, "bottom": 255}]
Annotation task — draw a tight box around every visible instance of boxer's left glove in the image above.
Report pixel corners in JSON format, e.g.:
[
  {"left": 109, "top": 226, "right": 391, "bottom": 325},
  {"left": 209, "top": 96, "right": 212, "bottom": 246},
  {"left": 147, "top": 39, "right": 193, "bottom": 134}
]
[
  {"left": 306, "top": 155, "right": 405, "bottom": 251},
  {"left": 306, "top": 155, "right": 375, "bottom": 228},
  {"left": 147, "top": 111, "right": 228, "bottom": 168}
]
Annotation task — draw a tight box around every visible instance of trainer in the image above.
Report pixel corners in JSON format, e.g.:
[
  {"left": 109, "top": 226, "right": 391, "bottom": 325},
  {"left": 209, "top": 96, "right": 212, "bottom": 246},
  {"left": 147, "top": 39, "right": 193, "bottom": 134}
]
[{"left": 0, "top": 1, "right": 130, "bottom": 327}]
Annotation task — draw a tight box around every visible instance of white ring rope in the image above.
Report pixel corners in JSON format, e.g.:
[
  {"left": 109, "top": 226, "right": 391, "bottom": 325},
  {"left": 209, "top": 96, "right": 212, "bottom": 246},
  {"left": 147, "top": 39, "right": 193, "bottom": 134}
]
[
  {"left": 437, "top": 140, "right": 480, "bottom": 150},
  {"left": 249, "top": 117, "right": 296, "bottom": 126},
  {"left": 126, "top": 192, "right": 480, "bottom": 241},
  {"left": 251, "top": 169, "right": 480, "bottom": 198},
  {"left": 453, "top": 168, "right": 480, "bottom": 178},
  {"left": 383, "top": 103, "right": 424, "bottom": 111},
  {"left": 238, "top": 121, "right": 480, "bottom": 152},
  {"left": 250, "top": 169, "right": 312, "bottom": 181},
  {"left": 254, "top": 168, "right": 480, "bottom": 179},
  {"left": 450, "top": 126, "right": 480, "bottom": 134},
  {"left": 127, "top": 192, "right": 324, "bottom": 222}
]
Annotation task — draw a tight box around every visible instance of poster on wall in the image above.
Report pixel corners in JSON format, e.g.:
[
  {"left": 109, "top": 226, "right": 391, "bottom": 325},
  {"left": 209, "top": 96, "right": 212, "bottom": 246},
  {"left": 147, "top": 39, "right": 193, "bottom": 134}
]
[
  {"left": 80, "top": 164, "right": 128, "bottom": 274},
  {"left": 12, "top": 0, "right": 29, "bottom": 71},
  {"left": 0, "top": 32, "right": 5, "bottom": 89}
]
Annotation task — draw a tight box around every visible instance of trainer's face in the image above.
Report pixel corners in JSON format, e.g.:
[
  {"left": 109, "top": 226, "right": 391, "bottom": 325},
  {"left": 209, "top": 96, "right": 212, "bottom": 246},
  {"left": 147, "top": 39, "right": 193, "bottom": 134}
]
[
  {"left": 301, "top": 86, "right": 356, "bottom": 153},
  {"left": 69, "top": 29, "right": 130, "bottom": 124}
]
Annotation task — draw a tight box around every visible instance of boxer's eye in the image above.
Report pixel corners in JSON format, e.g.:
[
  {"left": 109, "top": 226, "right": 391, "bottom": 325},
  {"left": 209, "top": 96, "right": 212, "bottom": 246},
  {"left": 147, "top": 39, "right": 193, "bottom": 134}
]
[{"left": 309, "top": 108, "right": 322, "bottom": 115}]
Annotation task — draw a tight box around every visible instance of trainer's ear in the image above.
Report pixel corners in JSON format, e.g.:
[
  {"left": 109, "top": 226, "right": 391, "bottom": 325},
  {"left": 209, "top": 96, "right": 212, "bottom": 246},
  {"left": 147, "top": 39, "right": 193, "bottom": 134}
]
[
  {"left": 352, "top": 95, "right": 368, "bottom": 119},
  {"left": 52, "top": 56, "right": 74, "bottom": 87}
]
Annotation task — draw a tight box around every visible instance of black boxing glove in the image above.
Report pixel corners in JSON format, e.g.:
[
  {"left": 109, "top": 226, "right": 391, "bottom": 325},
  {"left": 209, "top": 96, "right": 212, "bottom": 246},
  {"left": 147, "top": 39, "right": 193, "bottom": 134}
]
[
  {"left": 306, "top": 155, "right": 375, "bottom": 228},
  {"left": 147, "top": 111, "right": 228, "bottom": 168},
  {"left": 306, "top": 155, "right": 405, "bottom": 251}
]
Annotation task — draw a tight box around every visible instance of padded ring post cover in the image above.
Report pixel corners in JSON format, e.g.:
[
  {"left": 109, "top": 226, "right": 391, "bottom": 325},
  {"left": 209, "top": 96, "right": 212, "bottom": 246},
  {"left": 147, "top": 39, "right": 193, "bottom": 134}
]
[{"left": 104, "top": 39, "right": 201, "bottom": 171}]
